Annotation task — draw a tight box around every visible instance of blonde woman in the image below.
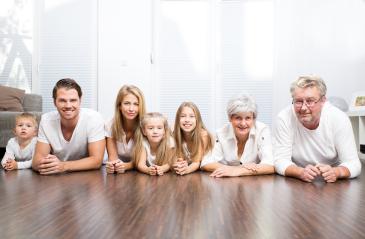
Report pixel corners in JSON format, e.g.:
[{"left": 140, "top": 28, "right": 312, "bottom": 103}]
[{"left": 105, "top": 85, "right": 146, "bottom": 174}]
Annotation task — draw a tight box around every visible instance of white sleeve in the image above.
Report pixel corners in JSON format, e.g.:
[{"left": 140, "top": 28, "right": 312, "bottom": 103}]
[
  {"left": 2, "top": 140, "right": 15, "bottom": 166},
  {"left": 273, "top": 115, "right": 295, "bottom": 175},
  {"left": 334, "top": 116, "right": 361, "bottom": 178},
  {"left": 200, "top": 137, "right": 225, "bottom": 168},
  {"left": 257, "top": 127, "right": 274, "bottom": 165},
  {"left": 104, "top": 118, "right": 113, "bottom": 138},
  {"left": 16, "top": 160, "right": 33, "bottom": 169},
  {"left": 87, "top": 113, "right": 106, "bottom": 143},
  {"left": 37, "top": 118, "right": 49, "bottom": 144}
]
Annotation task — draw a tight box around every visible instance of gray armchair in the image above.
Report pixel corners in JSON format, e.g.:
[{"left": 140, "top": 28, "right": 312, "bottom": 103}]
[{"left": 0, "top": 94, "right": 42, "bottom": 148}]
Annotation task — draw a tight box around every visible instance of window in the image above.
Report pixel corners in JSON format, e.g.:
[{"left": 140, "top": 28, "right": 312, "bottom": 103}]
[{"left": 0, "top": 0, "right": 33, "bottom": 92}]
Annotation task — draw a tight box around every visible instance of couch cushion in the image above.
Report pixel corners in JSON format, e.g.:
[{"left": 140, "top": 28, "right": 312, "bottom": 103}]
[{"left": 0, "top": 85, "right": 25, "bottom": 112}]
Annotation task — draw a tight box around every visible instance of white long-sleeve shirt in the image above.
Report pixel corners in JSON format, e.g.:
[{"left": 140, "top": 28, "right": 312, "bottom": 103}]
[
  {"left": 201, "top": 121, "right": 274, "bottom": 167},
  {"left": 1, "top": 137, "right": 37, "bottom": 169},
  {"left": 273, "top": 102, "right": 361, "bottom": 178}
]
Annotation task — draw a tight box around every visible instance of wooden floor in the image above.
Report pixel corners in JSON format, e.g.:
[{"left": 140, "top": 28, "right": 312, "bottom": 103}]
[{"left": 1, "top": 167, "right": 365, "bottom": 239}]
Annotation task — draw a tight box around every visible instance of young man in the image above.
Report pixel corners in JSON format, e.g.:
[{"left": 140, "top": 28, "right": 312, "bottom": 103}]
[
  {"left": 32, "top": 78, "right": 105, "bottom": 174},
  {"left": 273, "top": 75, "right": 361, "bottom": 182}
]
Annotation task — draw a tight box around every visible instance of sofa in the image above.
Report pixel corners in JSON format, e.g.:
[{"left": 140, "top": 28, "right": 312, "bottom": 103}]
[{"left": 0, "top": 93, "right": 43, "bottom": 148}]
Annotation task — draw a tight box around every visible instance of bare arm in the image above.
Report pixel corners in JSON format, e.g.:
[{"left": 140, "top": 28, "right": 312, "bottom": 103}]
[
  {"left": 105, "top": 137, "right": 134, "bottom": 173},
  {"left": 136, "top": 149, "right": 156, "bottom": 175},
  {"left": 284, "top": 164, "right": 321, "bottom": 182},
  {"left": 210, "top": 163, "right": 274, "bottom": 177},
  {"left": 32, "top": 141, "right": 52, "bottom": 171},
  {"left": 63, "top": 138, "right": 106, "bottom": 172},
  {"left": 201, "top": 162, "right": 224, "bottom": 172},
  {"left": 33, "top": 139, "right": 105, "bottom": 174},
  {"left": 106, "top": 137, "right": 119, "bottom": 162},
  {"left": 316, "top": 164, "right": 350, "bottom": 183}
]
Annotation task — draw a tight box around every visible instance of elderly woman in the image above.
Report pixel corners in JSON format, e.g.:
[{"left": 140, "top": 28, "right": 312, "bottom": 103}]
[{"left": 201, "top": 94, "right": 275, "bottom": 177}]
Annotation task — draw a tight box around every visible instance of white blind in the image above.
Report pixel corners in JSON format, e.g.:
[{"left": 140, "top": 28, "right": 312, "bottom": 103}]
[
  {"left": 155, "top": 0, "right": 274, "bottom": 131},
  {"left": 218, "top": 0, "right": 274, "bottom": 126},
  {"left": 39, "top": 0, "right": 98, "bottom": 112},
  {"left": 0, "top": 0, "right": 33, "bottom": 92},
  {"left": 156, "top": 0, "right": 214, "bottom": 129}
]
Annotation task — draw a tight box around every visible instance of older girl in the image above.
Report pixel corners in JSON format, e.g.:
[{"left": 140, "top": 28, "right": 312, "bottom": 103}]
[
  {"left": 173, "top": 102, "right": 213, "bottom": 175},
  {"left": 105, "top": 85, "right": 146, "bottom": 174},
  {"left": 133, "top": 112, "right": 175, "bottom": 176},
  {"left": 201, "top": 94, "right": 275, "bottom": 177}
]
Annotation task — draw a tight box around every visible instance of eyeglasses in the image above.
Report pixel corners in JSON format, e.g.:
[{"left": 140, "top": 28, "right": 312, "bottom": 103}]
[{"left": 292, "top": 96, "right": 323, "bottom": 108}]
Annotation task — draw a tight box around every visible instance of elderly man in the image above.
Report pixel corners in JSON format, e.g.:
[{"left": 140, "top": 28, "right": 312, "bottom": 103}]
[
  {"left": 273, "top": 75, "right": 361, "bottom": 182},
  {"left": 32, "top": 78, "right": 105, "bottom": 174}
]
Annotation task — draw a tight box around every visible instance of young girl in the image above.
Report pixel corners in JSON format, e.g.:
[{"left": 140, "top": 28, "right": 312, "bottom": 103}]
[
  {"left": 133, "top": 112, "right": 175, "bottom": 176},
  {"left": 2, "top": 113, "right": 38, "bottom": 170},
  {"left": 105, "top": 85, "right": 146, "bottom": 174},
  {"left": 173, "top": 102, "right": 214, "bottom": 175}
]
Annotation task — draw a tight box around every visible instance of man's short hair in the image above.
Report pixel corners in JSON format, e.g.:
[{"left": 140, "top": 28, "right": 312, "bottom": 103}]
[
  {"left": 52, "top": 78, "right": 82, "bottom": 100},
  {"left": 290, "top": 75, "right": 327, "bottom": 98}
]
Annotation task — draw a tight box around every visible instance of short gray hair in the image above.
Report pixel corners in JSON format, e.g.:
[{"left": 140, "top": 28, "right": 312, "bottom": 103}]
[
  {"left": 290, "top": 75, "right": 327, "bottom": 98},
  {"left": 226, "top": 94, "right": 257, "bottom": 119}
]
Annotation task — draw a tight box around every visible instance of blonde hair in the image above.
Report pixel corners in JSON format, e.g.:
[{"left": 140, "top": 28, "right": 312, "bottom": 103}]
[
  {"left": 15, "top": 112, "right": 38, "bottom": 129},
  {"left": 173, "top": 102, "right": 213, "bottom": 163},
  {"left": 111, "top": 85, "right": 146, "bottom": 142},
  {"left": 290, "top": 75, "right": 327, "bottom": 98},
  {"left": 133, "top": 112, "right": 175, "bottom": 166}
]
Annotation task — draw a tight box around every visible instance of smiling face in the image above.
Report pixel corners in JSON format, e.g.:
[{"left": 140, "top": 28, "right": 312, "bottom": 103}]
[
  {"left": 54, "top": 88, "right": 81, "bottom": 122},
  {"left": 179, "top": 106, "right": 197, "bottom": 134},
  {"left": 14, "top": 118, "right": 37, "bottom": 141},
  {"left": 142, "top": 118, "right": 165, "bottom": 145},
  {"left": 120, "top": 93, "right": 139, "bottom": 121},
  {"left": 229, "top": 112, "right": 254, "bottom": 140},
  {"left": 292, "top": 86, "right": 326, "bottom": 129}
]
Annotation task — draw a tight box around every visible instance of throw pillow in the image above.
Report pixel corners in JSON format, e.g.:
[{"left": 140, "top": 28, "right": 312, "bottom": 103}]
[{"left": 0, "top": 85, "right": 25, "bottom": 111}]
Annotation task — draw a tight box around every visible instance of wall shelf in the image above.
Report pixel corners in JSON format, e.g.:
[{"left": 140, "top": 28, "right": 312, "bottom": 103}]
[{"left": 348, "top": 111, "right": 365, "bottom": 162}]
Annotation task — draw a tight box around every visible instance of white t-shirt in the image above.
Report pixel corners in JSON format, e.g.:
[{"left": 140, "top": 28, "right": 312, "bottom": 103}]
[
  {"left": 201, "top": 121, "right": 274, "bottom": 167},
  {"left": 1, "top": 137, "right": 37, "bottom": 169},
  {"left": 37, "top": 108, "right": 105, "bottom": 161},
  {"left": 273, "top": 102, "right": 361, "bottom": 178},
  {"left": 105, "top": 119, "right": 134, "bottom": 162}
]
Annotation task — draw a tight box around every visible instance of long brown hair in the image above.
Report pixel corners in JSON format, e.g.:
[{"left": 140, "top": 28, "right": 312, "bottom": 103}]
[
  {"left": 133, "top": 112, "right": 175, "bottom": 166},
  {"left": 111, "top": 85, "right": 146, "bottom": 142},
  {"left": 173, "top": 102, "right": 213, "bottom": 162}
]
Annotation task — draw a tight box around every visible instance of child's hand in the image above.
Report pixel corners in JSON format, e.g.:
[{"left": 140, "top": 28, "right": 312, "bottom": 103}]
[
  {"left": 106, "top": 159, "right": 126, "bottom": 174},
  {"left": 148, "top": 166, "right": 157, "bottom": 176},
  {"left": 155, "top": 165, "right": 164, "bottom": 176},
  {"left": 4, "top": 159, "right": 18, "bottom": 171},
  {"left": 174, "top": 159, "right": 188, "bottom": 175},
  {"left": 114, "top": 160, "right": 126, "bottom": 174}
]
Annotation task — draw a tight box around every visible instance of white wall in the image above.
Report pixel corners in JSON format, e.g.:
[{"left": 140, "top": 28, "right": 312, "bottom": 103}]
[
  {"left": 98, "top": 0, "right": 365, "bottom": 124},
  {"left": 273, "top": 0, "right": 365, "bottom": 117}
]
